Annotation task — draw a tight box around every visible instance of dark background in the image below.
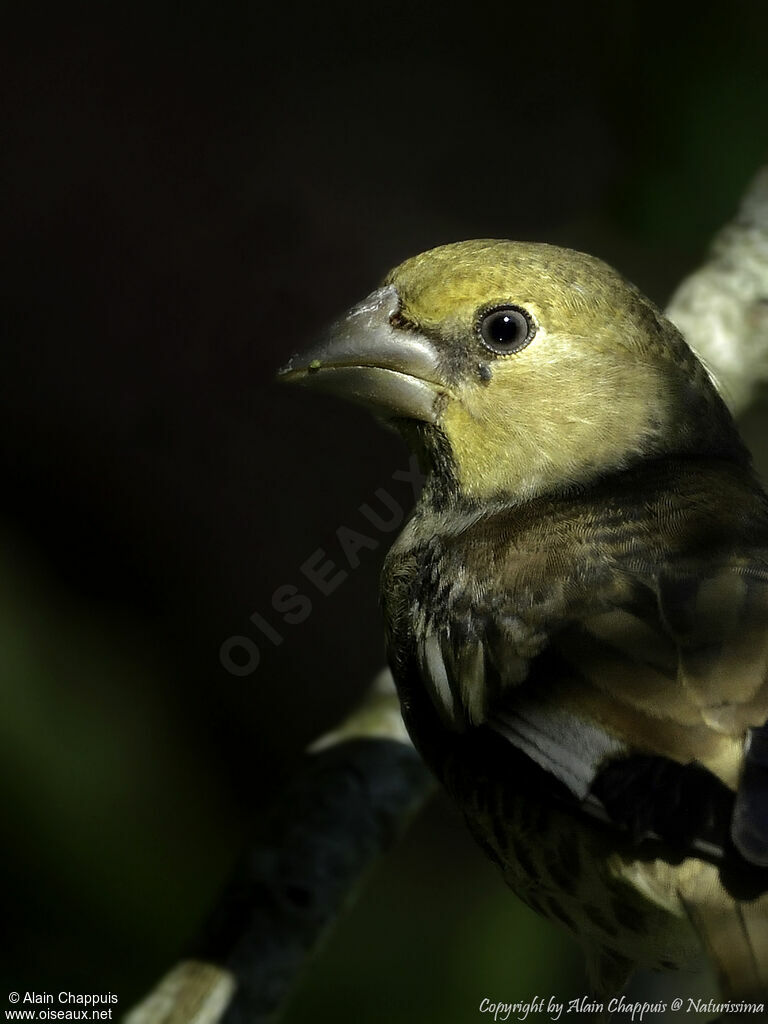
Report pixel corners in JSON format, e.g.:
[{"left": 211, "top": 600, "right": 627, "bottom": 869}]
[{"left": 2, "top": 3, "right": 767, "bottom": 1019}]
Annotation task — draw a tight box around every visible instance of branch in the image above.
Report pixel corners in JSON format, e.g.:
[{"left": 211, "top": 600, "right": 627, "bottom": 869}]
[
  {"left": 666, "top": 166, "right": 768, "bottom": 416},
  {"left": 125, "top": 164, "right": 768, "bottom": 1024},
  {"left": 124, "top": 671, "right": 434, "bottom": 1024}
]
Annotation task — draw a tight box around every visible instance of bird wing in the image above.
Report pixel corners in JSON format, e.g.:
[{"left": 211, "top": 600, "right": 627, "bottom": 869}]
[
  {"left": 486, "top": 559, "right": 768, "bottom": 998},
  {"left": 486, "top": 560, "right": 768, "bottom": 867},
  {"left": 657, "top": 563, "right": 768, "bottom": 866}
]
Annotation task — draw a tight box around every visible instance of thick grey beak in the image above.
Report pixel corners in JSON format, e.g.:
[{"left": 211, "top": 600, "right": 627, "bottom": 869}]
[{"left": 277, "top": 285, "right": 445, "bottom": 423}]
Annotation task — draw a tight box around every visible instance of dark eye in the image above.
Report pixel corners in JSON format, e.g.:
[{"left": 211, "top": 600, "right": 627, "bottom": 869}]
[{"left": 478, "top": 306, "right": 534, "bottom": 356}]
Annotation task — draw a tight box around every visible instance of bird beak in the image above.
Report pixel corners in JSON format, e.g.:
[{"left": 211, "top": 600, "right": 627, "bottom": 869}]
[{"left": 277, "top": 284, "right": 445, "bottom": 423}]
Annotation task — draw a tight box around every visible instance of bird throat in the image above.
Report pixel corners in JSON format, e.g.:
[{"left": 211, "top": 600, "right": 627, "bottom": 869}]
[{"left": 392, "top": 419, "right": 465, "bottom": 512}]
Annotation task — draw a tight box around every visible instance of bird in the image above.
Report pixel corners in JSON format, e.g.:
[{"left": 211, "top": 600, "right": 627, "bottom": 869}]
[{"left": 278, "top": 240, "right": 768, "bottom": 1008}]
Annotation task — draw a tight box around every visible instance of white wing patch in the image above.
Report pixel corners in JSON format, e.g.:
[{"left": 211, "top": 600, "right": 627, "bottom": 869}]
[
  {"left": 489, "top": 699, "right": 625, "bottom": 800},
  {"left": 419, "top": 629, "right": 456, "bottom": 726}
]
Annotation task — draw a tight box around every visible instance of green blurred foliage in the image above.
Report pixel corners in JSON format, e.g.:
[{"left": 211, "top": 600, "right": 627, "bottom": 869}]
[{"left": 0, "top": 533, "right": 238, "bottom": 995}]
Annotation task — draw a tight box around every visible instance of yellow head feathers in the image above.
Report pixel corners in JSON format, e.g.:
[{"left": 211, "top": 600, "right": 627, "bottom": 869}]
[{"left": 282, "top": 240, "right": 744, "bottom": 502}]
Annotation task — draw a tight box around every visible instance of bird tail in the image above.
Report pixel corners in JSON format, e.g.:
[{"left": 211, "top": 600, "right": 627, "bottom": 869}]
[{"left": 679, "top": 881, "right": 768, "bottom": 1001}]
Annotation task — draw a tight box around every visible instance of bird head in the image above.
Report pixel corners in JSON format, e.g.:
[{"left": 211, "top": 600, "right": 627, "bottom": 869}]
[{"left": 279, "top": 241, "right": 744, "bottom": 503}]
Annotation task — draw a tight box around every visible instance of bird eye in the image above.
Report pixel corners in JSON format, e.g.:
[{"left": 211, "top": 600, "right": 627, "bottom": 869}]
[{"left": 478, "top": 306, "right": 534, "bottom": 356}]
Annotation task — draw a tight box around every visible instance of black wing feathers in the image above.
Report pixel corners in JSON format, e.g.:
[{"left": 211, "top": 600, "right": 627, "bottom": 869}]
[{"left": 733, "top": 723, "right": 768, "bottom": 867}]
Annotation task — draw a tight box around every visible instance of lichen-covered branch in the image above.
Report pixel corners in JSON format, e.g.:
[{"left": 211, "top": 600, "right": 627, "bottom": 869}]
[
  {"left": 124, "top": 164, "right": 768, "bottom": 1024},
  {"left": 666, "top": 166, "right": 768, "bottom": 415}
]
